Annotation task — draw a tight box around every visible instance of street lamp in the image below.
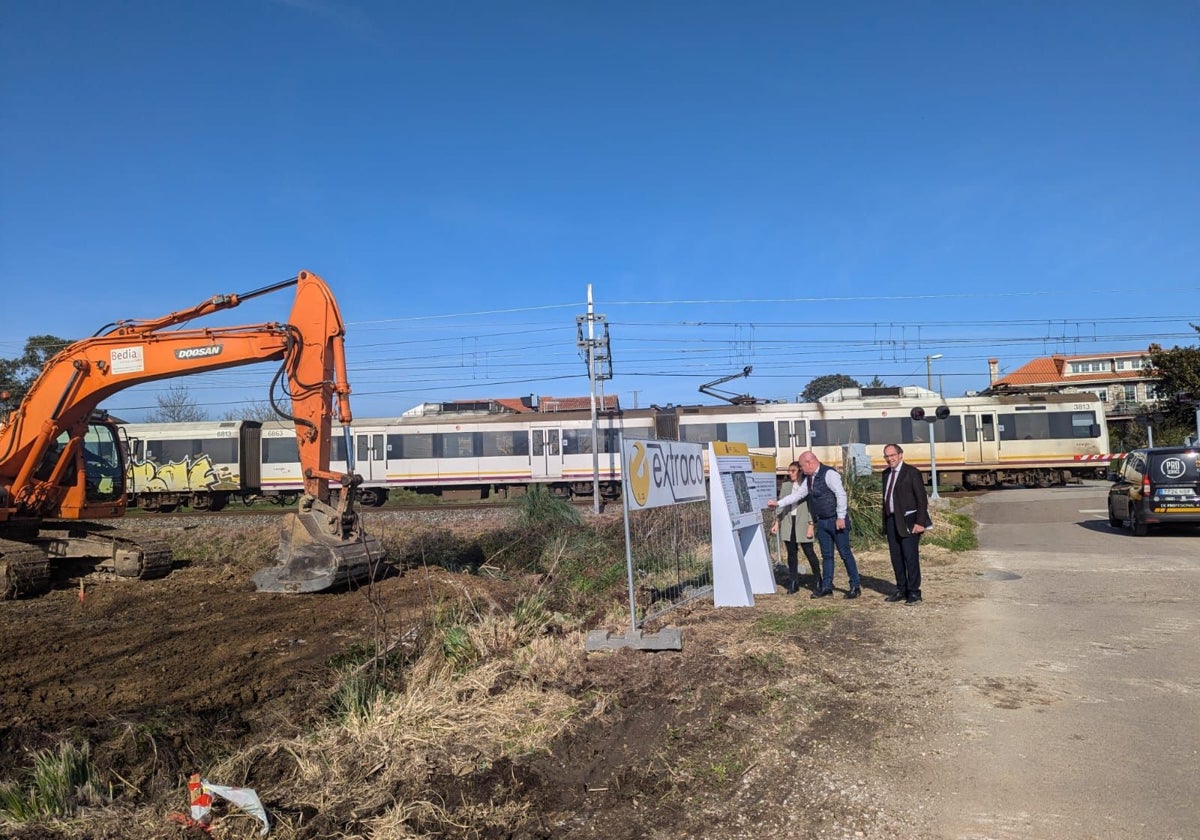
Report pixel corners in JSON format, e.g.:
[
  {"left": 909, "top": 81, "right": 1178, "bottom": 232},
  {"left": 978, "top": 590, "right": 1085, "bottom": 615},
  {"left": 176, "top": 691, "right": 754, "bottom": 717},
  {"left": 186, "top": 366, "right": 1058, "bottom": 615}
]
[
  {"left": 925, "top": 354, "right": 944, "bottom": 500},
  {"left": 925, "top": 353, "right": 943, "bottom": 392}
]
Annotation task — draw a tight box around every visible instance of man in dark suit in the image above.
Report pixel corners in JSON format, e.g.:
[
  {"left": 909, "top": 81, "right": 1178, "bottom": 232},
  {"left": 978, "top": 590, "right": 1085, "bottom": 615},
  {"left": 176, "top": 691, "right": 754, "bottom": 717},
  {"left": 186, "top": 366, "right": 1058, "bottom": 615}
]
[{"left": 880, "top": 443, "right": 932, "bottom": 604}]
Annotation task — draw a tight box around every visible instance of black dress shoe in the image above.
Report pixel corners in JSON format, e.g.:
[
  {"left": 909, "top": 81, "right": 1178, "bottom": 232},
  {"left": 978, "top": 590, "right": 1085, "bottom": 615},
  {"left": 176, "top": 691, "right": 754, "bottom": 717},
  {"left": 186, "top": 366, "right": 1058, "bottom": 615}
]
[
  {"left": 905, "top": 595, "right": 922, "bottom": 605},
  {"left": 811, "top": 589, "right": 833, "bottom": 599},
  {"left": 844, "top": 587, "right": 861, "bottom": 599},
  {"left": 885, "top": 592, "right": 906, "bottom": 603}
]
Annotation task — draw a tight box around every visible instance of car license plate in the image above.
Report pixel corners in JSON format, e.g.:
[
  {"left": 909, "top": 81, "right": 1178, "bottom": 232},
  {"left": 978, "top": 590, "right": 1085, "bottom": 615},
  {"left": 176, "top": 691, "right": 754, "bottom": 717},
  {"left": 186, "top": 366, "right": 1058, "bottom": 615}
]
[{"left": 1157, "top": 488, "right": 1194, "bottom": 496}]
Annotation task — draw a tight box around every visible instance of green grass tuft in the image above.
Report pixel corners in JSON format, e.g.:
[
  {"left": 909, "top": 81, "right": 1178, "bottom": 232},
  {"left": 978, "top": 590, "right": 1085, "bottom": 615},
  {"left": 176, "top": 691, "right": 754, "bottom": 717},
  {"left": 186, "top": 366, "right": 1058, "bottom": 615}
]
[
  {"left": 0, "top": 740, "right": 106, "bottom": 822},
  {"left": 926, "top": 510, "right": 978, "bottom": 551},
  {"left": 516, "top": 486, "right": 582, "bottom": 527}
]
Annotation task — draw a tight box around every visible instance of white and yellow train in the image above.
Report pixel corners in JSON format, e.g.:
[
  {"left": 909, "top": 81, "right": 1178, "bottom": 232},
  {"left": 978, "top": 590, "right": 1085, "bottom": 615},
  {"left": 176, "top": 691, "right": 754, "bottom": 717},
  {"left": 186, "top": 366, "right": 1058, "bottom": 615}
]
[{"left": 120, "top": 387, "right": 1112, "bottom": 511}]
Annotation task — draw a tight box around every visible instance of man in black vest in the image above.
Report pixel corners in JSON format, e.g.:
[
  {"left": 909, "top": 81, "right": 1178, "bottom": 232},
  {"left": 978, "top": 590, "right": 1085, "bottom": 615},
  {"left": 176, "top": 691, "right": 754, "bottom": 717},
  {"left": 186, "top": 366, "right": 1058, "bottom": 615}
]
[
  {"left": 767, "top": 451, "right": 862, "bottom": 599},
  {"left": 881, "top": 443, "right": 932, "bottom": 604}
]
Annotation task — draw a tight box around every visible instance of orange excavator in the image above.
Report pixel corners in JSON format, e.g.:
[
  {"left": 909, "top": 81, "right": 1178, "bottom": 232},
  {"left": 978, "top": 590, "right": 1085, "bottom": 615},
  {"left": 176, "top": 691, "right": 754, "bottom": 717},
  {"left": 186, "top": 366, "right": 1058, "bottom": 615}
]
[{"left": 0, "top": 270, "right": 381, "bottom": 598}]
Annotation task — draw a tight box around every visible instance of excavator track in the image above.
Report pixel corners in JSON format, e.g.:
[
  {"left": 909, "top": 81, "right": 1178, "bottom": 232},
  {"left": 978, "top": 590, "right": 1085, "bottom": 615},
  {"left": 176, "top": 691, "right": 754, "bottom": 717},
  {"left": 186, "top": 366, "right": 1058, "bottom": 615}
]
[
  {"left": 0, "top": 539, "right": 52, "bottom": 600},
  {"left": 98, "top": 529, "right": 175, "bottom": 579},
  {"left": 34, "top": 524, "right": 175, "bottom": 582}
]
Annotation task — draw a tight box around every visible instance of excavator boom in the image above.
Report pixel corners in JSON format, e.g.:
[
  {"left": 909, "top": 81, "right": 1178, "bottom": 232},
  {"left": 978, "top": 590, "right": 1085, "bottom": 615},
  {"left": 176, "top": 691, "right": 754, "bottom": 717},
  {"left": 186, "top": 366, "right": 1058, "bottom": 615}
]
[{"left": 0, "top": 270, "right": 381, "bottom": 597}]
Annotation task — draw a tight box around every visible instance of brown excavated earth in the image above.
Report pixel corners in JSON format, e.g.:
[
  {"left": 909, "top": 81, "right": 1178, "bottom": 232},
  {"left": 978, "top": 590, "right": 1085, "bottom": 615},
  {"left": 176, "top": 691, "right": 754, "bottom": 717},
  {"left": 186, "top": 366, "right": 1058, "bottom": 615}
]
[{"left": 0, "top": 507, "right": 981, "bottom": 839}]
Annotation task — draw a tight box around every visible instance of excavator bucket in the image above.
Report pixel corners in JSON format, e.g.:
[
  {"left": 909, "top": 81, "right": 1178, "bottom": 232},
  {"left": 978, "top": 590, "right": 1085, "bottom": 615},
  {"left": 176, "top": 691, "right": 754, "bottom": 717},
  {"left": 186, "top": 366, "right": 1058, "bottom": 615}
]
[{"left": 251, "top": 506, "right": 383, "bottom": 594}]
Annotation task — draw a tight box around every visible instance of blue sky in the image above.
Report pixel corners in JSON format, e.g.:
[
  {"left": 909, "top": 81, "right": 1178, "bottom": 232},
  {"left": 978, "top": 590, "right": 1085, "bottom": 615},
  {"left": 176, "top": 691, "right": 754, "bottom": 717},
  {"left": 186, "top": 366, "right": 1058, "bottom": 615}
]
[{"left": 2, "top": 1, "right": 1197, "bottom": 420}]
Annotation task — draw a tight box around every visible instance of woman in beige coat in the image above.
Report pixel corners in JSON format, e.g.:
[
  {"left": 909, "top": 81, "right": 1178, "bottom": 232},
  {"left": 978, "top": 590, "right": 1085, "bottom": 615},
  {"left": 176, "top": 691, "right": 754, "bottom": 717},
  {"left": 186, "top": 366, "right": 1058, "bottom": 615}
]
[{"left": 770, "top": 461, "right": 823, "bottom": 593}]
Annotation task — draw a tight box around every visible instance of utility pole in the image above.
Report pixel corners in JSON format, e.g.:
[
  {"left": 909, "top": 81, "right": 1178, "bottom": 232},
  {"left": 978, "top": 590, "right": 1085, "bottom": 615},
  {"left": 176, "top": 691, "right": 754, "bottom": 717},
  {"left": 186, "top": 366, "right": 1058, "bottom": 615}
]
[
  {"left": 577, "top": 286, "right": 612, "bottom": 513},
  {"left": 925, "top": 354, "right": 943, "bottom": 500},
  {"left": 926, "top": 353, "right": 943, "bottom": 391}
]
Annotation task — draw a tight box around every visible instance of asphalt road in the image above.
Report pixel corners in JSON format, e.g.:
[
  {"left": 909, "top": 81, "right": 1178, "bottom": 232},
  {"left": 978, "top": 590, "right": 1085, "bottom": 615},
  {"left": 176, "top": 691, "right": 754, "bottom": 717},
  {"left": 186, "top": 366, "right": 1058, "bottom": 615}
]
[{"left": 916, "top": 481, "right": 1199, "bottom": 840}]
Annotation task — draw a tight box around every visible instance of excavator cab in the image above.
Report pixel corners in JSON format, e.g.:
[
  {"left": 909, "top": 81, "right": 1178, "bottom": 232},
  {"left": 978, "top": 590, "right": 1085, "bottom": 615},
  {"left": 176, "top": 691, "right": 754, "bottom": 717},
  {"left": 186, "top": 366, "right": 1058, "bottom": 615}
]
[
  {"left": 25, "top": 420, "right": 126, "bottom": 516},
  {"left": 81, "top": 424, "right": 125, "bottom": 503}
]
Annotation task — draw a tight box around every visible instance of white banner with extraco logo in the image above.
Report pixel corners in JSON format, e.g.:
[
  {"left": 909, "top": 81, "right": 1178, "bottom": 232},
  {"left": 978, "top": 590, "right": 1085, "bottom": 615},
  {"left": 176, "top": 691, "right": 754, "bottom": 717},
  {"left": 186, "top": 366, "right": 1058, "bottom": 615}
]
[{"left": 622, "top": 439, "right": 707, "bottom": 510}]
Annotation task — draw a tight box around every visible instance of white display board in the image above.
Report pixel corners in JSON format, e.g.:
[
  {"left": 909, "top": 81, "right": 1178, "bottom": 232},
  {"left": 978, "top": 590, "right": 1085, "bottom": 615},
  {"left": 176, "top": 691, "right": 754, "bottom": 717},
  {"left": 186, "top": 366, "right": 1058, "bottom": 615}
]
[{"left": 708, "top": 442, "right": 775, "bottom": 606}]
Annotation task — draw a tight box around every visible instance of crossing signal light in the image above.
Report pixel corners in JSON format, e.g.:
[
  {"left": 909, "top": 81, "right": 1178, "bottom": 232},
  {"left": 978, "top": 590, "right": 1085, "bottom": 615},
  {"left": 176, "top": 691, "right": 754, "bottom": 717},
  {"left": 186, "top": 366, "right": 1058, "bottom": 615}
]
[{"left": 910, "top": 406, "right": 951, "bottom": 422}]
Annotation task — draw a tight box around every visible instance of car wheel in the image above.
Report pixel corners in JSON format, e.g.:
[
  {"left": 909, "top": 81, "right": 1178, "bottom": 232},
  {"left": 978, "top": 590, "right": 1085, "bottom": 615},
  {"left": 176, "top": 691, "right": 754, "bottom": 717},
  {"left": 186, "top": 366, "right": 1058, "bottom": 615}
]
[
  {"left": 1130, "top": 508, "right": 1149, "bottom": 537},
  {"left": 1108, "top": 501, "right": 1122, "bottom": 528}
]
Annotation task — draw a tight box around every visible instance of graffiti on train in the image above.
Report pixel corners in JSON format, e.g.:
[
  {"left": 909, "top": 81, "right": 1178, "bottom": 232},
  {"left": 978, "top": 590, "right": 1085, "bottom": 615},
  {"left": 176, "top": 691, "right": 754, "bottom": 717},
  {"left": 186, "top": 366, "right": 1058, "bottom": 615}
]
[{"left": 128, "top": 454, "right": 238, "bottom": 492}]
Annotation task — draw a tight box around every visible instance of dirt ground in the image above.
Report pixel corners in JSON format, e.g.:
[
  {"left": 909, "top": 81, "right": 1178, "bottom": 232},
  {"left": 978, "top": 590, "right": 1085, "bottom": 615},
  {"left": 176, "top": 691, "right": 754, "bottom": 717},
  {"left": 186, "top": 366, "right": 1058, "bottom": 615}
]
[{"left": 0, "top": 508, "right": 980, "bottom": 839}]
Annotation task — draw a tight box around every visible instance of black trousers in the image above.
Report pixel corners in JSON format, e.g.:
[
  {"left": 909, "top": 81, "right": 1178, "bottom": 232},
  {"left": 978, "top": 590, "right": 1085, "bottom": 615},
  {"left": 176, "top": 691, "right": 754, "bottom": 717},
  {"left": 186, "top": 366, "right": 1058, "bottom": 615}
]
[
  {"left": 784, "top": 540, "right": 822, "bottom": 591},
  {"left": 885, "top": 515, "right": 922, "bottom": 597}
]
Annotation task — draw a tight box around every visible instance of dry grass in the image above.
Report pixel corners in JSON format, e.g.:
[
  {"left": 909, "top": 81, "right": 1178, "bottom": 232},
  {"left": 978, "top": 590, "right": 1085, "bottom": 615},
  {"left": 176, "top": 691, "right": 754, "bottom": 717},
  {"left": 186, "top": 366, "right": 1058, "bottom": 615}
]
[{"left": 175, "top": 601, "right": 596, "bottom": 839}]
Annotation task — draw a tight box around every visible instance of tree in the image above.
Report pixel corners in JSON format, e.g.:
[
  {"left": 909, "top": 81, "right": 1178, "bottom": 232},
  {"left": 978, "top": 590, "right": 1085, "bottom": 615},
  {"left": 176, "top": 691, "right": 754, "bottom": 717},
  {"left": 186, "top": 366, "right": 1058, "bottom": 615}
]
[
  {"left": 1147, "top": 327, "right": 1200, "bottom": 444},
  {"left": 147, "top": 384, "right": 208, "bottom": 423},
  {"left": 801, "top": 374, "right": 861, "bottom": 402},
  {"left": 866, "top": 375, "right": 886, "bottom": 388},
  {"left": 221, "top": 399, "right": 292, "bottom": 422},
  {"left": 0, "top": 335, "right": 71, "bottom": 415}
]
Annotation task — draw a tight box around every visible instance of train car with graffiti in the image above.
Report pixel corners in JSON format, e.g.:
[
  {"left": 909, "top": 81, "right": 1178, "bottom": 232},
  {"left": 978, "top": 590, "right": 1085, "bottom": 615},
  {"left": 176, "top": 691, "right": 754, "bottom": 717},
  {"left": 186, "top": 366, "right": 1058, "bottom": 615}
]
[{"left": 121, "top": 421, "right": 262, "bottom": 512}]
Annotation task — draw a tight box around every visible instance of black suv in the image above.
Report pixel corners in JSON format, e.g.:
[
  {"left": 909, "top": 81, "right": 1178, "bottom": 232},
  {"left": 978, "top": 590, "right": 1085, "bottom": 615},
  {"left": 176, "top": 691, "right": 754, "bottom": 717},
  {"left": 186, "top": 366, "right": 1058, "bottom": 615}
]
[{"left": 1107, "top": 446, "right": 1200, "bottom": 535}]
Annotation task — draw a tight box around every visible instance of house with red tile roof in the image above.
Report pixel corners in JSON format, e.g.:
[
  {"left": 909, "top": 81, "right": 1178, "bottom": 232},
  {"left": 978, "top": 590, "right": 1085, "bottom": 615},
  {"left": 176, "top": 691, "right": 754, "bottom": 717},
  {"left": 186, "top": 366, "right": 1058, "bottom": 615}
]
[{"left": 987, "top": 347, "right": 1164, "bottom": 421}]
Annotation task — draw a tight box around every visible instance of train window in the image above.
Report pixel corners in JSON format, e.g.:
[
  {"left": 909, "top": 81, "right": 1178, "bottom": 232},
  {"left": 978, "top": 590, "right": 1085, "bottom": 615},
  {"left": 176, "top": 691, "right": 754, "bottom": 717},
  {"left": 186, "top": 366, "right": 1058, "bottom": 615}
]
[
  {"left": 532, "top": 429, "right": 560, "bottom": 456},
  {"left": 561, "top": 428, "right": 619, "bottom": 454},
  {"left": 776, "top": 421, "right": 791, "bottom": 446},
  {"left": 207, "top": 438, "right": 238, "bottom": 462},
  {"left": 482, "top": 431, "right": 529, "bottom": 457},
  {"left": 866, "top": 418, "right": 905, "bottom": 445},
  {"left": 679, "top": 423, "right": 721, "bottom": 444},
  {"left": 563, "top": 429, "right": 593, "bottom": 454},
  {"left": 1054, "top": 411, "right": 1099, "bottom": 439},
  {"left": 999, "top": 413, "right": 1050, "bottom": 441},
  {"left": 332, "top": 437, "right": 349, "bottom": 463},
  {"left": 158, "top": 438, "right": 238, "bottom": 463},
  {"left": 811, "top": 419, "right": 858, "bottom": 446},
  {"left": 440, "top": 432, "right": 477, "bottom": 458},
  {"left": 388, "top": 433, "right": 434, "bottom": 460},
  {"left": 723, "top": 422, "right": 774, "bottom": 448},
  {"left": 262, "top": 436, "right": 299, "bottom": 464},
  {"left": 759, "top": 422, "right": 776, "bottom": 446},
  {"left": 940, "top": 417, "right": 963, "bottom": 443}
]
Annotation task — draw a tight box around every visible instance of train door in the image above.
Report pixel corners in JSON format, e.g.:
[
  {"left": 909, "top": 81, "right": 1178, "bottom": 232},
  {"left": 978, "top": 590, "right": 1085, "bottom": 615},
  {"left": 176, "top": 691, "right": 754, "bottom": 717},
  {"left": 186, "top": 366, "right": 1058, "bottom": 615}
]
[
  {"left": 776, "top": 419, "right": 808, "bottom": 465},
  {"left": 530, "top": 426, "right": 563, "bottom": 479},
  {"left": 355, "top": 432, "right": 385, "bottom": 482},
  {"left": 964, "top": 412, "right": 999, "bottom": 464}
]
